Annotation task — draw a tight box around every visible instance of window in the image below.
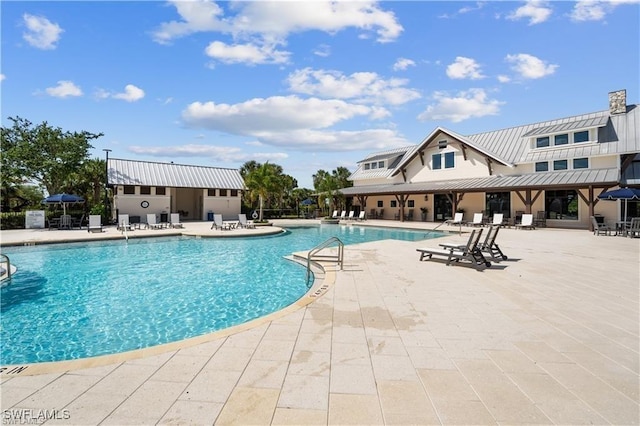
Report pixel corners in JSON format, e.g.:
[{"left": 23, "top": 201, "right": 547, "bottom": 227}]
[
  {"left": 155, "top": 187, "right": 166, "bottom": 195},
  {"left": 230, "top": 189, "right": 238, "bottom": 197},
  {"left": 438, "top": 140, "right": 447, "bottom": 149},
  {"left": 123, "top": 185, "right": 135, "bottom": 194},
  {"left": 140, "top": 186, "right": 151, "bottom": 195},
  {"left": 378, "top": 161, "right": 385, "bottom": 168},
  {"left": 377, "top": 200, "right": 383, "bottom": 208},
  {"left": 553, "top": 160, "right": 568, "bottom": 170},
  {"left": 407, "top": 200, "right": 415, "bottom": 208},
  {"left": 364, "top": 163, "right": 370, "bottom": 170},
  {"left": 444, "top": 152, "right": 455, "bottom": 168},
  {"left": 219, "top": 189, "right": 228, "bottom": 196},
  {"left": 371, "top": 162, "right": 378, "bottom": 169},
  {"left": 390, "top": 200, "right": 397, "bottom": 208},
  {"left": 207, "top": 189, "right": 216, "bottom": 196},
  {"left": 554, "top": 134, "right": 569, "bottom": 146},
  {"left": 545, "top": 190, "right": 578, "bottom": 220},
  {"left": 573, "top": 158, "right": 588, "bottom": 169},
  {"left": 432, "top": 154, "right": 442, "bottom": 170},
  {"left": 535, "top": 162, "right": 549, "bottom": 172},
  {"left": 485, "top": 192, "right": 511, "bottom": 219},
  {"left": 536, "top": 136, "right": 550, "bottom": 148},
  {"left": 574, "top": 130, "right": 589, "bottom": 143}
]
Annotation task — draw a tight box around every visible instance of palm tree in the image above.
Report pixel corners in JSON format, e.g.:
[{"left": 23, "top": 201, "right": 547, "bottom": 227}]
[{"left": 245, "top": 162, "right": 278, "bottom": 222}]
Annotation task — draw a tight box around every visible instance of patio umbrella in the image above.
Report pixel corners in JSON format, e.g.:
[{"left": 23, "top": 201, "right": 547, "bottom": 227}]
[
  {"left": 301, "top": 198, "right": 315, "bottom": 206},
  {"left": 597, "top": 187, "right": 640, "bottom": 221},
  {"left": 42, "top": 193, "right": 85, "bottom": 216}
]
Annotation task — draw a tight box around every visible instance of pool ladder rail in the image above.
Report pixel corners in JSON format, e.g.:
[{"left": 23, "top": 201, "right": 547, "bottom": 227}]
[
  {"left": 306, "top": 237, "right": 344, "bottom": 281},
  {"left": 1, "top": 253, "right": 13, "bottom": 282}
]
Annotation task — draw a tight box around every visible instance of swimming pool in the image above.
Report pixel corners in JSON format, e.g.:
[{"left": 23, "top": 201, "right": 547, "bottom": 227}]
[{"left": 1, "top": 224, "right": 442, "bottom": 365}]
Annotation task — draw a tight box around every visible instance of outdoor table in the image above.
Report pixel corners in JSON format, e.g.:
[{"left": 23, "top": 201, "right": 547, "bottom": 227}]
[
  {"left": 223, "top": 220, "right": 239, "bottom": 229},
  {"left": 59, "top": 215, "right": 72, "bottom": 229}
]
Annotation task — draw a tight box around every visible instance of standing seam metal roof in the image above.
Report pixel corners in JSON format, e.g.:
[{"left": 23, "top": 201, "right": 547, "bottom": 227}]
[{"left": 107, "top": 159, "right": 245, "bottom": 189}]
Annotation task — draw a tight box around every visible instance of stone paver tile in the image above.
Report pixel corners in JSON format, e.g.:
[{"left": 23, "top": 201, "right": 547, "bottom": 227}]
[
  {"left": 514, "top": 341, "right": 572, "bottom": 364},
  {"left": 0, "top": 373, "right": 62, "bottom": 393},
  {"left": 508, "top": 372, "right": 608, "bottom": 425},
  {"left": 455, "top": 359, "right": 552, "bottom": 424},
  {"left": 406, "top": 347, "right": 457, "bottom": 370},
  {"left": 398, "top": 329, "right": 440, "bottom": 348},
  {"left": 278, "top": 374, "right": 329, "bottom": 410},
  {"left": 180, "top": 369, "right": 241, "bottom": 403},
  {"left": 237, "top": 359, "right": 288, "bottom": 389},
  {"left": 85, "top": 364, "right": 159, "bottom": 398},
  {"left": 223, "top": 326, "right": 267, "bottom": 348},
  {"left": 485, "top": 349, "right": 545, "bottom": 374},
  {"left": 158, "top": 400, "right": 223, "bottom": 425},
  {"left": 332, "top": 310, "right": 364, "bottom": 328},
  {"left": 175, "top": 338, "right": 224, "bottom": 357},
  {"left": 437, "top": 338, "right": 489, "bottom": 359},
  {"left": 253, "top": 338, "right": 296, "bottom": 361},
  {"left": 368, "top": 335, "right": 408, "bottom": 356},
  {"left": 206, "top": 345, "right": 254, "bottom": 371},
  {"left": 418, "top": 369, "right": 480, "bottom": 402},
  {"left": 432, "top": 399, "right": 497, "bottom": 425},
  {"left": 150, "top": 354, "right": 210, "bottom": 383},
  {"left": 272, "top": 408, "right": 327, "bottom": 425},
  {"left": 299, "top": 318, "right": 332, "bottom": 335},
  {"left": 330, "top": 363, "right": 376, "bottom": 395},
  {"left": 378, "top": 380, "right": 440, "bottom": 424},
  {"left": 287, "top": 350, "right": 331, "bottom": 377},
  {"left": 294, "top": 331, "right": 332, "bottom": 353},
  {"left": 272, "top": 307, "right": 305, "bottom": 326},
  {"left": 330, "top": 342, "right": 371, "bottom": 366},
  {"left": 539, "top": 361, "right": 640, "bottom": 425},
  {"left": 16, "top": 374, "right": 102, "bottom": 410},
  {"left": 68, "top": 363, "right": 121, "bottom": 377},
  {"left": 212, "top": 387, "right": 279, "bottom": 425},
  {"left": 0, "top": 385, "right": 38, "bottom": 408},
  {"left": 101, "top": 380, "right": 186, "bottom": 425},
  {"left": 332, "top": 324, "right": 367, "bottom": 344},
  {"left": 45, "top": 391, "right": 127, "bottom": 425},
  {"left": 125, "top": 350, "right": 176, "bottom": 367},
  {"left": 370, "top": 355, "right": 419, "bottom": 381},
  {"left": 328, "top": 393, "right": 383, "bottom": 425},
  {"left": 263, "top": 324, "right": 300, "bottom": 341}
]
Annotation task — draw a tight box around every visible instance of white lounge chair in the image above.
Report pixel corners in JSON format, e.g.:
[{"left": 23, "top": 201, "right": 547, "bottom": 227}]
[
  {"left": 416, "top": 228, "right": 490, "bottom": 270},
  {"left": 238, "top": 213, "right": 255, "bottom": 229},
  {"left": 339, "top": 211, "right": 346, "bottom": 220},
  {"left": 211, "top": 214, "right": 230, "bottom": 230},
  {"left": 357, "top": 211, "right": 366, "bottom": 221},
  {"left": 446, "top": 212, "right": 464, "bottom": 225},
  {"left": 515, "top": 213, "right": 535, "bottom": 230},
  {"left": 146, "top": 213, "right": 164, "bottom": 230},
  {"left": 170, "top": 213, "right": 183, "bottom": 228},
  {"left": 491, "top": 213, "right": 504, "bottom": 226},
  {"left": 118, "top": 214, "right": 133, "bottom": 231},
  {"left": 469, "top": 213, "right": 484, "bottom": 227},
  {"left": 331, "top": 210, "right": 338, "bottom": 219},
  {"left": 347, "top": 211, "right": 355, "bottom": 220},
  {"left": 87, "top": 215, "right": 103, "bottom": 233}
]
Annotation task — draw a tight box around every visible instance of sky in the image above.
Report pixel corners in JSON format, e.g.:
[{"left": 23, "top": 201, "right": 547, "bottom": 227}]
[{"left": 2, "top": 1, "right": 639, "bottom": 189}]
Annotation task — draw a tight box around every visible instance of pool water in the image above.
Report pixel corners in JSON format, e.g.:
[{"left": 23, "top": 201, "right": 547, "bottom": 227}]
[{"left": 1, "top": 224, "right": 442, "bottom": 364}]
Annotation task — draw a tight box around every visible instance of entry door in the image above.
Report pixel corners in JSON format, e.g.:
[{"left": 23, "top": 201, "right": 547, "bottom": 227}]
[{"left": 433, "top": 194, "right": 452, "bottom": 221}]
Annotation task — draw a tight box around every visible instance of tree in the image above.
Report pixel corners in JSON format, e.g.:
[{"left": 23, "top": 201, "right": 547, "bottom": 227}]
[
  {"left": 313, "top": 167, "right": 352, "bottom": 215},
  {"left": 1, "top": 116, "right": 103, "bottom": 197},
  {"left": 244, "top": 162, "right": 279, "bottom": 222}
]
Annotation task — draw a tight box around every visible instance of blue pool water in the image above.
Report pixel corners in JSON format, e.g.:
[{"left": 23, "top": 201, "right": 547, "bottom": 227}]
[{"left": 1, "top": 224, "right": 442, "bottom": 364}]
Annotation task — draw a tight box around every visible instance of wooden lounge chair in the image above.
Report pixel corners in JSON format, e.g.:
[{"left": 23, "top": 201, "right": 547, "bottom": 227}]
[
  {"left": 169, "top": 213, "right": 184, "bottom": 228},
  {"left": 238, "top": 213, "right": 256, "bottom": 229},
  {"left": 590, "top": 216, "right": 612, "bottom": 236},
  {"left": 87, "top": 215, "right": 103, "bottom": 233},
  {"left": 515, "top": 213, "right": 535, "bottom": 230},
  {"left": 416, "top": 228, "right": 491, "bottom": 270}
]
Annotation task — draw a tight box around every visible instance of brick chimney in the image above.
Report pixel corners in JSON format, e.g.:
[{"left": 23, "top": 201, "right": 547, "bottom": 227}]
[{"left": 608, "top": 89, "right": 627, "bottom": 115}]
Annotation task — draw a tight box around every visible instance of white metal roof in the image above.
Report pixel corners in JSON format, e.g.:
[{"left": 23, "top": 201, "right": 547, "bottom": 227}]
[{"left": 107, "top": 159, "right": 245, "bottom": 189}]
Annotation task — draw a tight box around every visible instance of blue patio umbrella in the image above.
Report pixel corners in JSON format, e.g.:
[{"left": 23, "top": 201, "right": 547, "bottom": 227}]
[
  {"left": 597, "top": 187, "right": 640, "bottom": 221},
  {"left": 42, "top": 193, "right": 85, "bottom": 215},
  {"left": 301, "top": 198, "right": 315, "bottom": 205}
]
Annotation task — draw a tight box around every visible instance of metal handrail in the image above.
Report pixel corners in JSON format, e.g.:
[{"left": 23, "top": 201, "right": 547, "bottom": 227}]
[
  {"left": 1, "top": 253, "right": 11, "bottom": 280},
  {"left": 306, "top": 237, "right": 344, "bottom": 280}
]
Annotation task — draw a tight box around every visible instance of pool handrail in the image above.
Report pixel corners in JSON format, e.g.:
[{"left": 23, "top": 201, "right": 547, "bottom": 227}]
[{"left": 306, "top": 237, "right": 344, "bottom": 281}]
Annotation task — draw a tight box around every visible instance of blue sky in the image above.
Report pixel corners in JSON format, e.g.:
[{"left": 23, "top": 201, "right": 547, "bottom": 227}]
[{"left": 2, "top": 1, "right": 639, "bottom": 189}]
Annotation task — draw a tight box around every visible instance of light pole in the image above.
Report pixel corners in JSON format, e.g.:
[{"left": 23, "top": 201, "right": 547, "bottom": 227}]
[{"left": 103, "top": 149, "right": 112, "bottom": 224}]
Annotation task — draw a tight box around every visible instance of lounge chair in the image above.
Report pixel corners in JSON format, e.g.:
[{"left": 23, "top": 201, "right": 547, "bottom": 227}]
[
  {"left": 238, "top": 213, "right": 255, "bottom": 229},
  {"left": 416, "top": 228, "right": 491, "bottom": 270},
  {"left": 331, "top": 210, "right": 338, "bottom": 219},
  {"left": 211, "top": 214, "right": 230, "bottom": 230},
  {"left": 515, "top": 213, "right": 535, "bottom": 230},
  {"left": 479, "top": 225, "right": 507, "bottom": 260},
  {"left": 625, "top": 217, "right": 640, "bottom": 238},
  {"left": 87, "top": 215, "right": 103, "bottom": 233},
  {"left": 118, "top": 214, "right": 133, "bottom": 231},
  {"left": 357, "top": 211, "right": 366, "bottom": 221},
  {"left": 146, "top": 214, "right": 164, "bottom": 230},
  {"left": 491, "top": 213, "right": 504, "bottom": 226},
  {"left": 169, "top": 213, "right": 184, "bottom": 228},
  {"left": 339, "top": 211, "right": 347, "bottom": 220},
  {"left": 590, "top": 216, "right": 612, "bottom": 236},
  {"left": 347, "top": 211, "right": 355, "bottom": 220},
  {"left": 446, "top": 212, "right": 464, "bottom": 225},
  {"left": 468, "top": 213, "right": 484, "bottom": 227}
]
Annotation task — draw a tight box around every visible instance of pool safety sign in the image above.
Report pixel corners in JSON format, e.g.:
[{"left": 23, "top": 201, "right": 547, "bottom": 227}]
[{"left": 25, "top": 210, "right": 45, "bottom": 229}]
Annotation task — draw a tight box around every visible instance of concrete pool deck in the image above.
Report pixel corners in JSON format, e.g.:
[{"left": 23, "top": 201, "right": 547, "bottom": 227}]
[{"left": 1, "top": 219, "right": 638, "bottom": 425}]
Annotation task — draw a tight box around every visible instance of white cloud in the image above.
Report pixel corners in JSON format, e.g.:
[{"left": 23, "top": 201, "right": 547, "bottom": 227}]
[
  {"left": 569, "top": 0, "right": 638, "bottom": 21},
  {"left": 313, "top": 44, "right": 331, "bottom": 57},
  {"left": 506, "top": 1, "right": 553, "bottom": 25},
  {"left": 505, "top": 53, "right": 558, "bottom": 79},
  {"left": 446, "top": 57, "right": 484, "bottom": 80},
  {"left": 22, "top": 13, "right": 64, "bottom": 50},
  {"left": 97, "top": 84, "right": 145, "bottom": 102},
  {"left": 393, "top": 58, "right": 416, "bottom": 71},
  {"left": 417, "top": 89, "right": 504, "bottom": 123},
  {"left": 205, "top": 40, "right": 290, "bottom": 65},
  {"left": 497, "top": 75, "right": 511, "bottom": 83},
  {"left": 151, "top": 0, "right": 229, "bottom": 44},
  {"left": 287, "top": 68, "right": 421, "bottom": 106},
  {"left": 45, "top": 80, "right": 83, "bottom": 98},
  {"left": 128, "top": 143, "right": 288, "bottom": 163},
  {"left": 0, "top": 74, "right": 5, "bottom": 82}
]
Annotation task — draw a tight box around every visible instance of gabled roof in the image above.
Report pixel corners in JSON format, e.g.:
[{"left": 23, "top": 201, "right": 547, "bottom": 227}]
[
  {"left": 348, "top": 146, "right": 417, "bottom": 181},
  {"left": 522, "top": 116, "right": 610, "bottom": 137},
  {"left": 107, "top": 158, "right": 245, "bottom": 189}
]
